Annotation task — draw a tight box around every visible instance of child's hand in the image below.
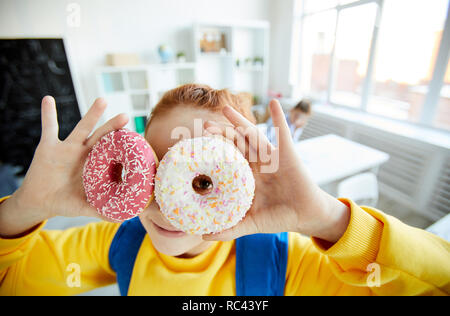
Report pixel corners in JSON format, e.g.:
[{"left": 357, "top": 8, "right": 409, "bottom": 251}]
[
  {"left": 203, "top": 100, "right": 350, "bottom": 245},
  {"left": 0, "top": 96, "right": 128, "bottom": 237}
]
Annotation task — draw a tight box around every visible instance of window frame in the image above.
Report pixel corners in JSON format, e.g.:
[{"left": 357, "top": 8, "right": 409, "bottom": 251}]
[{"left": 292, "top": 0, "right": 450, "bottom": 131}]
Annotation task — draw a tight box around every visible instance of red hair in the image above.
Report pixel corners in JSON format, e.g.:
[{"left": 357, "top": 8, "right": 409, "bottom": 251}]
[{"left": 146, "top": 84, "right": 256, "bottom": 133}]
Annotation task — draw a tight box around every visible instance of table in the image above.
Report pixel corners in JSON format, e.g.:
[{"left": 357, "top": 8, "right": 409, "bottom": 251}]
[{"left": 295, "top": 134, "right": 389, "bottom": 194}]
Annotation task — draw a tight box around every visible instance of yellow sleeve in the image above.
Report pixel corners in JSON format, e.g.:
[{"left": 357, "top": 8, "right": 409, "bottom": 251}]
[
  {"left": 285, "top": 199, "right": 450, "bottom": 296},
  {"left": 0, "top": 197, "right": 120, "bottom": 295}
]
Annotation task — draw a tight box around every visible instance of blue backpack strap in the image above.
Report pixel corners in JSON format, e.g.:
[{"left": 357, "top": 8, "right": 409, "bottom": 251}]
[
  {"left": 109, "top": 219, "right": 289, "bottom": 296},
  {"left": 235, "top": 232, "right": 289, "bottom": 296},
  {"left": 109, "top": 217, "right": 147, "bottom": 296}
]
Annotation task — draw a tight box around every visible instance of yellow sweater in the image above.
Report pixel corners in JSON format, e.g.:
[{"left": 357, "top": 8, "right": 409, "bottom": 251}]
[{"left": 0, "top": 196, "right": 449, "bottom": 296}]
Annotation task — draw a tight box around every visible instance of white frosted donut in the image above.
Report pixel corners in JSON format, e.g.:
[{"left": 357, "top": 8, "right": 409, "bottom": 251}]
[{"left": 155, "top": 136, "right": 255, "bottom": 235}]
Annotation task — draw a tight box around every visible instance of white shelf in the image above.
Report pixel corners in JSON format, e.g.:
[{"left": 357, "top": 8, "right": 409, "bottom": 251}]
[
  {"left": 193, "top": 20, "right": 270, "bottom": 103},
  {"left": 199, "top": 52, "right": 233, "bottom": 58},
  {"left": 96, "top": 62, "right": 197, "bottom": 133},
  {"left": 155, "top": 62, "right": 196, "bottom": 70},
  {"left": 234, "top": 66, "right": 265, "bottom": 72}
]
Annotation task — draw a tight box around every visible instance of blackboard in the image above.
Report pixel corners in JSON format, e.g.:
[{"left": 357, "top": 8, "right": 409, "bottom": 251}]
[{"left": 0, "top": 38, "right": 81, "bottom": 175}]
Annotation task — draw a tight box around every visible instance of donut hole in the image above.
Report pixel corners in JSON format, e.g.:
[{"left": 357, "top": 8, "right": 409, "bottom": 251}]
[
  {"left": 192, "top": 175, "right": 214, "bottom": 195},
  {"left": 110, "top": 162, "right": 126, "bottom": 183}
]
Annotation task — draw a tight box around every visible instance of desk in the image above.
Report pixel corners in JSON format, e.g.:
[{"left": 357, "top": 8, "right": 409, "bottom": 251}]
[{"left": 295, "top": 134, "right": 389, "bottom": 194}]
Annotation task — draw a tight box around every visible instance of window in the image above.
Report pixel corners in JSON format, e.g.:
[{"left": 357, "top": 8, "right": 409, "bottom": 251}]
[
  {"left": 330, "top": 3, "right": 377, "bottom": 107},
  {"left": 368, "top": 0, "right": 449, "bottom": 122},
  {"left": 298, "top": 10, "right": 337, "bottom": 100},
  {"left": 293, "top": 0, "right": 450, "bottom": 131},
  {"left": 434, "top": 60, "right": 450, "bottom": 130}
]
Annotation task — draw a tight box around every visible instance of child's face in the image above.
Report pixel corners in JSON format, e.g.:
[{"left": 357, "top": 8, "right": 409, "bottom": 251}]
[
  {"left": 289, "top": 109, "right": 310, "bottom": 129},
  {"left": 139, "top": 105, "right": 232, "bottom": 257}
]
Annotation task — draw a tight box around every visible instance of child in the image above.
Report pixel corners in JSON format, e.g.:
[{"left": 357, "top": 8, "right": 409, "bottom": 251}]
[
  {"left": 266, "top": 99, "right": 312, "bottom": 144},
  {"left": 0, "top": 84, "right": 449, "bottom": 296}
]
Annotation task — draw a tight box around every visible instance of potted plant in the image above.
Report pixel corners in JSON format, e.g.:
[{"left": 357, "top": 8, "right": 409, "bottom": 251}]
[
  {"left": 176, "top": 51, "right": 186, "bottom": 63},
  {"left": 253, "top": 56, "right": 264, "bottom": 67}
]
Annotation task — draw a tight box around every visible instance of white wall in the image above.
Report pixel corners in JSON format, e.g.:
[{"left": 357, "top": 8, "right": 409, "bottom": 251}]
[
  {"left": 0, "top": 0, "right": 276, "bottom": 113},
  {"left": 268, "top": 0, "right": 295, "bottom": 98}
]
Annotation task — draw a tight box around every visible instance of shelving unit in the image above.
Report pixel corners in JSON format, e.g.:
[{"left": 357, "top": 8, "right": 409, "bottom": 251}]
[
  {"left": 193, "top": 20, "right": 270, "bottom": 106},
  {"left": 96, "top": 63, "right": 196, "bottom": 134},
  {"left": 95, "top": 20, "right": 270, "bottom": 134}
]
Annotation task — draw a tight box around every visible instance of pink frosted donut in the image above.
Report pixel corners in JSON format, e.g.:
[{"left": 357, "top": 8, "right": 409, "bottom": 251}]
[{"left": 82, "top": 130, "right": 158, "bottom": 222}]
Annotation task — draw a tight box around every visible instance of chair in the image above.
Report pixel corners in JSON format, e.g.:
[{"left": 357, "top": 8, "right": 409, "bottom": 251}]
[
  {"left": 426, "top": 214, "right": 450, "bottom": 242},
  {"left": 337, "top": 172, "right": 379, "bottom": 207}
]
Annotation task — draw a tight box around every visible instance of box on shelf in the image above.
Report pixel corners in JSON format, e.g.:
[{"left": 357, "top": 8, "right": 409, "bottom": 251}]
[
  {"left": 106, "top": 53, "right": 140, "bottom": 66},
  {"left": 199, "top": 28, "right": 229, "bottom": 53}
]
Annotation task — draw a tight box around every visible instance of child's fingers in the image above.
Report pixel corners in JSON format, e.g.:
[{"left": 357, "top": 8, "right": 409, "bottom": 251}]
[
  {"left": 234, "top": 126, "right": 259, "bottom": 164},
  {"left": 204, "top": 121, "right": 244, "bottom": 153},
  {"left": 204, "top": 121, "right": 255, "bottom": 163},
  {"left": 203, "top": 120, "right": 224, "bottom": 137},
  {"left": 67, "top": 98, "right": 107, "bottom": 143},
  {"left": 40, "top": 96, "right": 59, "bottom": 143},
  {"left": 269, "top": 99, "right": 294, "bottom": 151},
  {"left": 223, "top": 105, "right": 274, "bottom": 153},
  {"left": 84, "top": 113, "right": 129, "bottom": 148},
  {"left": 222, "top": 105, "right": 254, "bottom": 129}
]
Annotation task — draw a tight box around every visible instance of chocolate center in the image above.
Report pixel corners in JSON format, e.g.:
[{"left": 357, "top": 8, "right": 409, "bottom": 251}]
[
  {"left": 111, "top": 162, "right": 125, "bottom": 183},
  {"left": 192, "top": 175, "right": 213, "bottom": 195}
]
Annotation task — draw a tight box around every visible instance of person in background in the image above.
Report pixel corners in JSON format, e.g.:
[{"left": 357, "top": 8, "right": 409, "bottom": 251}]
[{"left": 266, "top": 99, "right": 312, "bottom": 144}]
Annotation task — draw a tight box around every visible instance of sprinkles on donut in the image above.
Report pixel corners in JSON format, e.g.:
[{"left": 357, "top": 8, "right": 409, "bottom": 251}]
[
  {"left": 82, "top": 129, "right": 158, "bottom": 222},
  {"left": 155, "top": 135, "right": 255, "bottom": 235}
]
